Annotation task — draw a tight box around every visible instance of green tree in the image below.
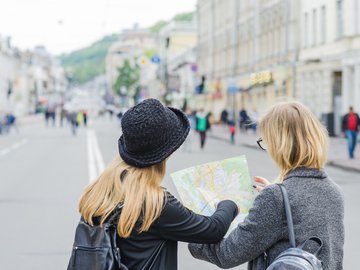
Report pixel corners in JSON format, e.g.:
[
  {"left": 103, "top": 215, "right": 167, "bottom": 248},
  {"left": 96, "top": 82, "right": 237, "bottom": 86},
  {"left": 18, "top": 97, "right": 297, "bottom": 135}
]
[{"left": 113, "top": 59, "right": 140, "bottom": 96}]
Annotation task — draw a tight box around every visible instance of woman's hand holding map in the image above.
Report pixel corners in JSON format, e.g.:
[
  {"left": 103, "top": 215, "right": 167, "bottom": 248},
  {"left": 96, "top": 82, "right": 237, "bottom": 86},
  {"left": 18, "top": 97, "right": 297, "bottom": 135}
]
[{"left": 253, "top": 176, "right": 270, "bottom": 192}]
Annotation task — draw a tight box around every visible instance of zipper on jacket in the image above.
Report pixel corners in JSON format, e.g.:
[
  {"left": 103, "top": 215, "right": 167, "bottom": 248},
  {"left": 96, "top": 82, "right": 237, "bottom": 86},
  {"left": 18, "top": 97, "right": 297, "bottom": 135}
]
[{"left": 263, "top": 251, "right": 269, "bottom": 267}]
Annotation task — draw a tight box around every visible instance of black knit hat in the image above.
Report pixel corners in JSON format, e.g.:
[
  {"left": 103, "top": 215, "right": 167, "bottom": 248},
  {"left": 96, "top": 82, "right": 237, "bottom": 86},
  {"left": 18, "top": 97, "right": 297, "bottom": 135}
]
[{"left": 118, "top": 98, "right": 190, "bottom": 167}]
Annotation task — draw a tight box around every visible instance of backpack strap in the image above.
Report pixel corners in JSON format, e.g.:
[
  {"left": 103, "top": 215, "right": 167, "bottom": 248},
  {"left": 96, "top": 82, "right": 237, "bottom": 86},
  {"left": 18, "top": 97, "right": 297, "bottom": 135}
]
[
  {"left": 277, "top": 184, "right": 296, "bottom": 248},
  {"left": 298, "top": 236, "right": 323, "bottom": 256}
]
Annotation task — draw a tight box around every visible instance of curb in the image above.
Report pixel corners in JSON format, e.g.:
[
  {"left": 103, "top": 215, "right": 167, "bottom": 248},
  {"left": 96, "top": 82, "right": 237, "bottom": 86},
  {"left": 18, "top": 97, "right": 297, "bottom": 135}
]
[
  {"left": 327, "top": 160, "right": 360, "bottom": 173},
  {"left": 209, "top": 134, "right": 260, "bottom": 150}
]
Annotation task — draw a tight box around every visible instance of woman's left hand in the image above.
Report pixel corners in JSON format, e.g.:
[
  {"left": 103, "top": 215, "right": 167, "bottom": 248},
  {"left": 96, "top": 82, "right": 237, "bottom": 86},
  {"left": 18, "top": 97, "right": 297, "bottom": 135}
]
[{"left": 253, "top": 176, "right": 270, "bottom": 192}]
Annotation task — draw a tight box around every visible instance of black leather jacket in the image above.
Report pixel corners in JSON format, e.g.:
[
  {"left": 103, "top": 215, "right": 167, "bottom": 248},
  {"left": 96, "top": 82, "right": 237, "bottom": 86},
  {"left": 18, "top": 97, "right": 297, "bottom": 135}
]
[{"left": 117, "top": 191, "right": 238, "bottom": 269}]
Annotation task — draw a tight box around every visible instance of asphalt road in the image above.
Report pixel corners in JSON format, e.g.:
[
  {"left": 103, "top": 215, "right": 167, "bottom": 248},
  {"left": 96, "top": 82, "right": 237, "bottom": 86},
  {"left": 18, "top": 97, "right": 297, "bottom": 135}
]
[{"left": 0, "top": 116, "right": 358, "bottom": 269}]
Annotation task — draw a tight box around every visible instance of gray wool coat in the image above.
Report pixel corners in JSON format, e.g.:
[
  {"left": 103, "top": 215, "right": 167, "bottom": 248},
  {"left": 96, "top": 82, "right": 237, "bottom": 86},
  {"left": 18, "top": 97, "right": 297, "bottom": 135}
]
[{"left": 188, "top": 167, "right": 344, "bottom": 270}]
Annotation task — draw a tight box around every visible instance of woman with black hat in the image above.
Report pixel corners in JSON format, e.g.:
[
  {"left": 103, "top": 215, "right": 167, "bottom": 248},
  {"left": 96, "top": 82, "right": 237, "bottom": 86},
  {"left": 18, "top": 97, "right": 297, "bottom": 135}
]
[{"left": 77, "top": 99, "right": 238, "bottom": 269}]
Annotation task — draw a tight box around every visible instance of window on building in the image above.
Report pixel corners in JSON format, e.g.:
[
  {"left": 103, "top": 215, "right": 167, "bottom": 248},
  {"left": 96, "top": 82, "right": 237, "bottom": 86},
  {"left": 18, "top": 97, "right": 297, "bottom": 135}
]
[
  {"left": 312, "top": 9, "right": 317, "bottom": 45},
  {"left": 321, "top": 6, "right": 326, "bottom": 43},
  {"left": 336, "top": 0, "right": 344, "bottom": 38},
  {"left": 355, "top": 0, "right": 359, "bottom": 34},
  {"left": 304, "top": 12, "right": 309, "bottom": 47}
]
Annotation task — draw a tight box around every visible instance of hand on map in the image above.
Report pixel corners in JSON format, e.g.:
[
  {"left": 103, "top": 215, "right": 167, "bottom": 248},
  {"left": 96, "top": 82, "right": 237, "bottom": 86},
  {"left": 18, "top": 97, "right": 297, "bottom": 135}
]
[
  {"left": 213, "top": 198, "right": 221, "bottom": 209},
  {"left": 253, "top": 176, "right": 270, "bottom": 192},
  {"left": 214, "top": 200, "right": 240, "bottom": 215}
]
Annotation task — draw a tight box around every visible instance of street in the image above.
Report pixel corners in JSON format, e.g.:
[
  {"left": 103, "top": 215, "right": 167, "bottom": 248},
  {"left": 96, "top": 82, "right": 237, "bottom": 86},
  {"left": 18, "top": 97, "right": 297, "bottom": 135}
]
[{"left": 0, "top": 117, "right": 359, "bottom": 270}]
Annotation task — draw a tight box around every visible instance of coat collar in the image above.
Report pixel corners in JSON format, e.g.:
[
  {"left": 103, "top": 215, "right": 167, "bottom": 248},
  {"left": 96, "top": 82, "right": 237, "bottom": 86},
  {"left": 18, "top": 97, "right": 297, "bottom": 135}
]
[{"left": 284, "top": 167, "right": 327, "bottom": 181}]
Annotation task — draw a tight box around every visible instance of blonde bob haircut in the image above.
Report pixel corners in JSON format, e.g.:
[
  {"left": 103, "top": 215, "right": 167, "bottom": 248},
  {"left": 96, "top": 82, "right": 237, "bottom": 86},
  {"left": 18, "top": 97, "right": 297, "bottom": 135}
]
[
  {"left": 79, "top": 156, "right": 166, "bottom": 238},
  {"left": 258, "top": 101, "right": 329, "bottom": 181}
]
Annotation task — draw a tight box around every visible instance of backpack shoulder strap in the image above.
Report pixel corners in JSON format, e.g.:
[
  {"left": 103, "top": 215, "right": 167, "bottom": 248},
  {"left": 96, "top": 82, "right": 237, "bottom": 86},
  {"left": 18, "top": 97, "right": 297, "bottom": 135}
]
[{"left": 277, "top": 184, "right": 296, "bottom": 248}]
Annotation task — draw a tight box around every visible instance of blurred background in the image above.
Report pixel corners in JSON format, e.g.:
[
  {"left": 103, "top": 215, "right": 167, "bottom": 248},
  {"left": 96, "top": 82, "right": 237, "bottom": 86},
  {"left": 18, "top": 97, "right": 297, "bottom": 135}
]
[{"left": 0, "top": 0, "right": 359, "bottom": 269}]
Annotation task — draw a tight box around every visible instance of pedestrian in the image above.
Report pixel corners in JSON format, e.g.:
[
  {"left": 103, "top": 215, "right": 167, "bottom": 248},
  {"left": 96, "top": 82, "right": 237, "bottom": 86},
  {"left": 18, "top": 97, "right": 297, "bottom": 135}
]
[
  {"left": 249, "top": 109, "right": 258, "bottom": 133},
  {"left": 196, "top": 108, "right": 209, "bottom": 149},
  {"left": 71, "top": 99, "right": 238, "bottom": 269},
  {"left": 183, "top": 109, "right": 196, "bottom": 152},
  {"left": 206, "top": 112, "right": 212, "bottom": 130},
  {"left": 76, "top": 111, "right": 84, "bottom": 127},
  {"left": 68, "top": 111, "right": 78, "bottom": 135},
  {"left": 0, "top": 112, "right": 3, "bottom": 135},
  {"left": 239, "top": 109, "right": 250, "bottom": 132},
  {"left": 46, "top": 102, "right": 57, "bottom": 127},
  {"left": 60, "top": 107, "right": 67, "bottom": 127},
  {"left": 189, "top": 101, "right": 344, "bottom": 269},
  {"left": 228, "top": 120, "right": 236, "bottom": 144},
  {"left": 220, "top": 109, "right": 229, "bottom": 125},
  {"left": 82, "top": 110, "right": 88, "bottom": 127},
  {"left": 44, "top": 108, "right": 50, "bottom": 126},
  {"left": 341, "top": 106, "right": 360, "bottom": 159},
  {"left": 5, "top": 112, "right": 17, "bottom": 134}
]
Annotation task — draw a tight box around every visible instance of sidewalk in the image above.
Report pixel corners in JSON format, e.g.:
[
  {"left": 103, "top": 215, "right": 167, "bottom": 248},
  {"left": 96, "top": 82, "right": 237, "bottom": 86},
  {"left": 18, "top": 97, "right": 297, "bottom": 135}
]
[{"left": 209, "top": 125, "right": 360, "bottom": 173}]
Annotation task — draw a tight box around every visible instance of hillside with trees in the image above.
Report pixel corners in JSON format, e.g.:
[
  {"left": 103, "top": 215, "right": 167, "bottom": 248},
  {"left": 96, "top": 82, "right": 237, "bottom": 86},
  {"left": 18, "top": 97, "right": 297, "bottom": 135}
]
[
  {"left": 59, "top": 12, "right": 194, "bottom": 84},
  {"left": 59, "top": 34, "right": 119, "bottom": 84}
]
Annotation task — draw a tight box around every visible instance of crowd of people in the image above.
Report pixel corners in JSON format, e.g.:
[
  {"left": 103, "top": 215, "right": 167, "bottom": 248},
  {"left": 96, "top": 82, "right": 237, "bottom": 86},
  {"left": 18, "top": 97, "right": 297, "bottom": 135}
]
[
  {"left": 221, "top": 109, "right": 257, "bottom": 131},
  {"left": 42, "top": 103, "right": 88, "bottom": 136}
]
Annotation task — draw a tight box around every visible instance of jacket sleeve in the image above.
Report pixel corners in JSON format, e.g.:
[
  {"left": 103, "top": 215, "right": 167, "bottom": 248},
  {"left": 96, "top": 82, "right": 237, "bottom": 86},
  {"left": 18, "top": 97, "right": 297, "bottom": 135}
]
[
  {"left": 188, "top": 185, "right": 284, "bottom": 269},
  {"left": 341, "top": 114, "right": 347, "bottom": 132},
  {"left": 154, "top": 192, "right": 238, "bottom": 243}
]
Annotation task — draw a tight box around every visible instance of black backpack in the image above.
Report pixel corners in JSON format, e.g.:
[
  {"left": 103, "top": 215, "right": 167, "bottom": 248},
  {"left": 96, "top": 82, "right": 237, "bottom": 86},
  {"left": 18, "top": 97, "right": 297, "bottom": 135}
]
[
  {"left": 67, "top": 205, "right": 128, "bottom": 270},
  {"left": 266, "top": 184, "right": 323, "bottom": 270}
]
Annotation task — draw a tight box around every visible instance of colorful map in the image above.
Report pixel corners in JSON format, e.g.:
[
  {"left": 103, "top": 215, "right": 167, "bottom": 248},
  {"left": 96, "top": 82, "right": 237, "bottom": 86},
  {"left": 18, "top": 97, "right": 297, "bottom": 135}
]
[{"left": 171, "top": 155, "right": 255, "bottom": 235}]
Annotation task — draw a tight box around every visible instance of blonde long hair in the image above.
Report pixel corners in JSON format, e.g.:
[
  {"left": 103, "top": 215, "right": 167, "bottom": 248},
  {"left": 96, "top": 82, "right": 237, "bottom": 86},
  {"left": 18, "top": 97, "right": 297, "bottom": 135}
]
[
  {"left": 258, "top": 101, "right": 329, "bottom": 181},
  {"left": 79, "top": 156, "right": 166, "bottom": 238}
]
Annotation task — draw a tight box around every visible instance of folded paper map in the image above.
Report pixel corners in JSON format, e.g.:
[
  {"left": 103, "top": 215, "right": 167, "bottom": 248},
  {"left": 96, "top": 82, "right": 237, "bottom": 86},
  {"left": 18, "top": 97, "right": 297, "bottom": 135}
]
[{"left": 171, "top": 155, "right": 255, "bottom": 235}]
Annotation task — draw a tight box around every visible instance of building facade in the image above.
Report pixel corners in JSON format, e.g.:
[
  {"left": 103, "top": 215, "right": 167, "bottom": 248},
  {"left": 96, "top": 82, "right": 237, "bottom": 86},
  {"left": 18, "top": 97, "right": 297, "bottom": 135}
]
[
  {"left": 297, "top": 0, "right": 360, "bottom": 135},
  {"left": 197, "top": 0, "right": 360, "bottom": 135},
  {"left": 0, "top": 37, "right": 21, "bottom": 113},
  {"left": 167, "top": 46, "right": 197, "bottom": 108},
  {"left": 197, "top": 0, "right": 300, "bottom": 120},
  {"left": 0, "top": 38, "right": 66, "bottom": 116},
  {"left": 157, "top": 19, "right": 197, "bottom": 105},
  {"left": 106, "top": 27, "right": 156, "bottom": 98}
]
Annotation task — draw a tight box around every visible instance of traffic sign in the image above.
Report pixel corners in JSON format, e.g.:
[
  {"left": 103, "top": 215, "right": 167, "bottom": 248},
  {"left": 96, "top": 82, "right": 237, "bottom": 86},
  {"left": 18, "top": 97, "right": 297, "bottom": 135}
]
[
  {"left": 137, "top": 56, "right": 148, "bottom": 66},
  {"left": 151, "top": 55, "right": 161, "bottom": 64},
  {"left": 228, "top": 85, "right": 238, "bottom": 93}
]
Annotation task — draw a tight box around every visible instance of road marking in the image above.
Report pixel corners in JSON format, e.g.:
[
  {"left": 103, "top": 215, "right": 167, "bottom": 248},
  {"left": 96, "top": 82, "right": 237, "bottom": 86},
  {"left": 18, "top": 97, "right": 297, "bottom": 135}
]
[
  {"left": 86, "top": 129, "right": 105, "bottom": 183},
  {"left": 0, "top": 139, "right": 28, "bottom": 156}
]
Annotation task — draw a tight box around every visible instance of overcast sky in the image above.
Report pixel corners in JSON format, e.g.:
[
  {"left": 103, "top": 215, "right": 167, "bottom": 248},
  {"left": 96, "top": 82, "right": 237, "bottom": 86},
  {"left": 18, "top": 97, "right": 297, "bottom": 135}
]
[{"left": 0, "top": 0, "right": 196, "bottom": 55}]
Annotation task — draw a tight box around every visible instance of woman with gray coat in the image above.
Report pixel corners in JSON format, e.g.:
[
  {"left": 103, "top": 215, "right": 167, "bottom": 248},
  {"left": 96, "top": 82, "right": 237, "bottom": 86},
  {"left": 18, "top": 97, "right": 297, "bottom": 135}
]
[{"left": 188, "top": 102, "right": 344, "bottom": 269}]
